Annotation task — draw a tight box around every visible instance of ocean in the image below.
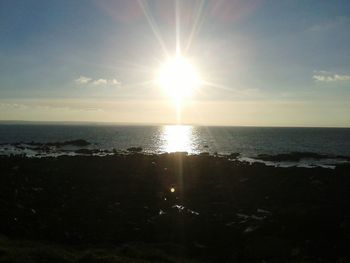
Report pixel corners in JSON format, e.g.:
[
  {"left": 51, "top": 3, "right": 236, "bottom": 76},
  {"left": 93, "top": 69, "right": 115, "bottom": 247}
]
[
  {"left": 1, "top": 124, "right": 350, "bottom": 156},
  {"left": 1, "top": 124, "right": 350, "bottom": 167}
]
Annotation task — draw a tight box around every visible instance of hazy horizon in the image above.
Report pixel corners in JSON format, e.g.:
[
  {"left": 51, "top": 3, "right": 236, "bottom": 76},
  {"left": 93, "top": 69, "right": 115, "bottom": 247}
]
[{"left": 1, "top": 119, "right": 350, "bottom": 129}]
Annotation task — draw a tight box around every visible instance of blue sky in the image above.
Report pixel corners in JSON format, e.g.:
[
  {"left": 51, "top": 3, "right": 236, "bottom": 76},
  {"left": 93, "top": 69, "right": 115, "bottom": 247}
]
[{"left": 1, "top": 0, "right": 350, "bottom": 126}]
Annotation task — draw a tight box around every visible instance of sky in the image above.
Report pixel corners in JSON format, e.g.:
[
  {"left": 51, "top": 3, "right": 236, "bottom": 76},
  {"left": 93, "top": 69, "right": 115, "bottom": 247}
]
[{"left": 1, "top": 0, "right": 350, "bottom": 127}]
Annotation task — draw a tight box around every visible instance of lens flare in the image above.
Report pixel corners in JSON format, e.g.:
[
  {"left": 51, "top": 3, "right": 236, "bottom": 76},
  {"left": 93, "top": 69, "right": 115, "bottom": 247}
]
[{"left": 155, "top": 55, "right": 201, "bottom": 101}]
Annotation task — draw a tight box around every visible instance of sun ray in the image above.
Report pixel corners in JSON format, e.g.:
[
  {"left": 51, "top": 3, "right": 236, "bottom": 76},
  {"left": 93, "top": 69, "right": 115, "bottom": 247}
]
[
  {"left": 202, "top": 80, "right": 244, "bottom": 94},
  {"left": 138, "top": 0, "right": 169, "bottom": 58},
  {"left": 185, "top": 0, "right": 206, "bottom": 53},
  {"left": 175, "top": 99, "right": 182, "bottom": 124},
  {"left": 175, "top": 0, "right": 181, "bottom": 56},
  {"left": 71, "top": 58, "right": 157, "bottom": 74}
]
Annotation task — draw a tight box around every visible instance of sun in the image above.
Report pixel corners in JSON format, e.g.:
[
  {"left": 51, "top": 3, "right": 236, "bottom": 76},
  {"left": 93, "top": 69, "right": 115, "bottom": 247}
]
[{"left": 155, "top": 55, "right": 201, "bottom": 101}]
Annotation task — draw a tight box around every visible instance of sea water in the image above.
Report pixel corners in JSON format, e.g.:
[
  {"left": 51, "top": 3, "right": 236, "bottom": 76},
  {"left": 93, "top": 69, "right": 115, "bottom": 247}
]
[{"left": 1, "top": 124, "right": 350, "bottom": 158}]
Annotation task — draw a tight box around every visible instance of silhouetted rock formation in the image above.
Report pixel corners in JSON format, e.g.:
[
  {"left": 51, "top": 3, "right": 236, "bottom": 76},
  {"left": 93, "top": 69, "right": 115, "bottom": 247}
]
[{"left": 127, "top": 146, "right": 143, "bottom": 152}]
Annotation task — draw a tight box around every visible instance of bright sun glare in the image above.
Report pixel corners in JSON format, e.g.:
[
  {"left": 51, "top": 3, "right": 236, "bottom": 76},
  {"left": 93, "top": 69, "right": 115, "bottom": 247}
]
[{"left": 155, "top": 55, "right": 201, "bottom": 101}]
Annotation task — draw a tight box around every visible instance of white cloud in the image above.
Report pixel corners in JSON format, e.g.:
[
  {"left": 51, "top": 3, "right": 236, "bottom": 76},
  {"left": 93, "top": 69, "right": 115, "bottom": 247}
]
[
  {"left": 313, "top": 70, "right": 331, "bottom": 75},
  {"left": 92, "top": 78, "right": 108, "bottom": 85},
  {"left": 334, "top": 75, "right": 350, "bottom": 81},
  {"left": 313, "top": 71, "right": 350, "bottom": 82},
  {"left": 0, "top": 103, "right": 28, "bottom": 109},
  {"left": 75, "top": 76, "right": 121, "bottom": 87},
  {"left": 75, "top": 76, "right": 91, "bottom": 84},
  {"left": 110, "top": 78, "right": 121, "bottom": 85}
]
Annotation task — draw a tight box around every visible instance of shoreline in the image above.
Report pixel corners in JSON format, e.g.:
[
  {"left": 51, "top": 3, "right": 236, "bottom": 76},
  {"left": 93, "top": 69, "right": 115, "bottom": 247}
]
[
  {"left": 1, "top": 139, "right": 350, "bottom": 169},
  {"left": 1, "top": 153, "right": 350, "bottom": 262}
]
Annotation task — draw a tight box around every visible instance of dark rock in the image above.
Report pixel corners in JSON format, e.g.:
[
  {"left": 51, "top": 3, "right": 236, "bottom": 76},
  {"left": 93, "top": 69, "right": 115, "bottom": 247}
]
[
  {"left": 24, "top": 139, "right": 91, "bottom": 147},
  {"left": 0, "top": 154, "right": 349, "bottom": 262},
  {"left": 74, "top": 149, "right": 97, "bottom": 155},
  {"left": 245, "top": 236, "right": 292, "bottom": 260},
  {"left": 229, "top": 152, "right": 240, "bottom": 159},
  {"left": 256, "top": 151, "right": 332, "bottom": 162},
  {"left": 127, "top": 147, "right": 143, "bottom": 152},
  {"left": 47, "top": 139, "right": 91, "bottom": 147}
]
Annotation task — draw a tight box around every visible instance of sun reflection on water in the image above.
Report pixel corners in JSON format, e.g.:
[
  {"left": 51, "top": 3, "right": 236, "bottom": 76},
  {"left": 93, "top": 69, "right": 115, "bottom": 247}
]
[{"left": 161, "top": 125, "right": 195, "bottom": 153}]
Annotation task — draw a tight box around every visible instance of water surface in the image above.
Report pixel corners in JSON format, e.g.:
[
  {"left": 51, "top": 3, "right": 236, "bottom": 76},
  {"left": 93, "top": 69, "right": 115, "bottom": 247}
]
[{"left": 1, "top": 124, "right": 350, "bottom": 157}]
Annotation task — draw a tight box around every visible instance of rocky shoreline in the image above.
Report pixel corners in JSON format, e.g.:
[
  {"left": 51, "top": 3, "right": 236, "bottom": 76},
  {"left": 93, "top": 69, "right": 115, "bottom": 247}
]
[
  {"left": 1, "top": 139, "right": 349, "bottom": 169},
  {"left": 0, "top": 153, "right": 350, "bottom": 262}
]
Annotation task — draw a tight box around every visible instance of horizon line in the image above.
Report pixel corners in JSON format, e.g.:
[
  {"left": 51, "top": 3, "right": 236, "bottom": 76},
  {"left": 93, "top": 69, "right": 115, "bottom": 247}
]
[{"left": 0, "top": 120, "right": 349, "bottom": 129}]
